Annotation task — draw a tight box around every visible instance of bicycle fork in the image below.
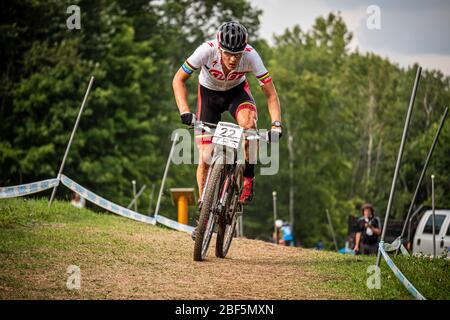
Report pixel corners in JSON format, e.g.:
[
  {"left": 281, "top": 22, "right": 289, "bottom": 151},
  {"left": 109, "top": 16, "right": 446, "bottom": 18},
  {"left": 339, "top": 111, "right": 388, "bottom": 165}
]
[{"left": 217, "top": 174, "right": 231, "bottom": 213}]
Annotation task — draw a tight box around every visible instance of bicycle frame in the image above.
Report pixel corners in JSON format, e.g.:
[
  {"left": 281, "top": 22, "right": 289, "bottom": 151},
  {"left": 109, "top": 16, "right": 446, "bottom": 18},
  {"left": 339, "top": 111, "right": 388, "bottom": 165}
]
[
  {"left": 198, "top": 121, "right": 262, "bottom": 211},
  {"left": 192, "top": 120, "right": 266, "bottom": 260}
]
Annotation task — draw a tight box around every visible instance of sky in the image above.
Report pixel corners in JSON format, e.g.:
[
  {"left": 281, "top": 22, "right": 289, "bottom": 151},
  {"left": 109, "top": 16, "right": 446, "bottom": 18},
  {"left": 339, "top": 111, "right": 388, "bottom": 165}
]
[{"left": 249, "top": 0, "right": 450, "bottom": 75}]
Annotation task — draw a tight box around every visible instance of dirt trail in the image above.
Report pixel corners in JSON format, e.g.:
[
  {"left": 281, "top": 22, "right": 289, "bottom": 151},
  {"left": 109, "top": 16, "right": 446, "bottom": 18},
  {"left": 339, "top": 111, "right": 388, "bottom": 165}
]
[{"left": 0, "top": 222, "right": 346, "bottom": 300}]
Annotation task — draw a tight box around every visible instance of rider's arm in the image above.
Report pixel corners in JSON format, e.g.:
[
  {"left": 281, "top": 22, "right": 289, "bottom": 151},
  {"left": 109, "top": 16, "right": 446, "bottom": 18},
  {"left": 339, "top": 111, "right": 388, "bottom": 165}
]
[
  {"left": 172, "top": 42, "right": 210, "bottom": 115},
  {"left": 261, "top": 81, "right": 281, "bottom": 128},
  {"left": 172, "top": 68, "right": 191, "bottom": 114},
  {"left": 249, "top": 49, "right": 281, "bottom": 127}
]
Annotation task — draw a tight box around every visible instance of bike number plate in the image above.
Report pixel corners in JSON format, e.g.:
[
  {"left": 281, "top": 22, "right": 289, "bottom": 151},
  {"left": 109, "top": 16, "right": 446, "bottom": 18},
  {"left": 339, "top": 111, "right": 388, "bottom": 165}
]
[{"left": 212, "top": 122, "right": 243, "bottom": 149}]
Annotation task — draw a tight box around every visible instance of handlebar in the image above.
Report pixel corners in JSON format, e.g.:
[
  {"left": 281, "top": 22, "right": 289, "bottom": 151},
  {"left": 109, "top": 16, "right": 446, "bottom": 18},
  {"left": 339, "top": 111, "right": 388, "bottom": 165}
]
[{"left": 192, "top": 120, "right": 269, "bottom": 142}]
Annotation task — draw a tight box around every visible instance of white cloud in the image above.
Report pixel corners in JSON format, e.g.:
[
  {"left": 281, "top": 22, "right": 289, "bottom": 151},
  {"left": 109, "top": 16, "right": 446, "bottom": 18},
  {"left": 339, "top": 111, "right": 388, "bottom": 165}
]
[
  {"left": 355, "top": 6, "right": 450, "bottom": 55},
  {"left": 249, "top": 0, "right": 330, "bottom": 44},
  {"left": 370, "top": 50, "right": 450, "bottom": 75},
  {"left": 250, "top": 0, "right": 450, "bottom": 75}
]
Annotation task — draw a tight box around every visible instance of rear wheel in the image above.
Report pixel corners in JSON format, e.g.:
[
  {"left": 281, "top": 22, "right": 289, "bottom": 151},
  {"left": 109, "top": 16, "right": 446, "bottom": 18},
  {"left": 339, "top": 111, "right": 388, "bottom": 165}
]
[
  {"left": 215, "top": 202, "right": 240, "bottom": 258},
  {"left": 193, "top": 161, "right": 224, "bottom": 261}
]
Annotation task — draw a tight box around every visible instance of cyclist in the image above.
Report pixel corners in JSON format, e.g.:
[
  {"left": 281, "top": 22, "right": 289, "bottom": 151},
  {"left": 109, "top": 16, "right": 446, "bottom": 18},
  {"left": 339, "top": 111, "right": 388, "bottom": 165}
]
[{"left": 172, "top": 21, "right": 282, "bottom": 210}]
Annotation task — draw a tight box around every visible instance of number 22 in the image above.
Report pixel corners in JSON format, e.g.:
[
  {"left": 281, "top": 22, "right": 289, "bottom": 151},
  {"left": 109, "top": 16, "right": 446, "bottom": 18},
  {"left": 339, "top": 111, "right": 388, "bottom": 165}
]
[{"left": 220, "top": 127, "right": 236, "bottom": 137}]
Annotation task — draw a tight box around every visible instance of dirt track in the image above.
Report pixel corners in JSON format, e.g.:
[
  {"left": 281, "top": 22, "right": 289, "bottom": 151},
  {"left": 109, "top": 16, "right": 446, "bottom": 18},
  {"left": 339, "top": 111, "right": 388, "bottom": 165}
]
[{"left": 0, "top": 220, "right": 347, "bottom": 300}]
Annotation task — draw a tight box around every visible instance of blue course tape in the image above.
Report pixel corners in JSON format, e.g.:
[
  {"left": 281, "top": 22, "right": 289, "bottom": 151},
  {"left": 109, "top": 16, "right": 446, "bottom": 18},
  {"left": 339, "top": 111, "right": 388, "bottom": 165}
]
[
  {"left": 382, "top": 237, "right": 410, "bottom": 257},
  {"left": 379, "top": 241, "right": 426, "bottom": 300},
  {"left": 156, "top": 215, "right": 195, "bottom": 234},
  {"left": 0, "top": 178, "right": 59, "bottom": 199},
  {"left": 60, "top": 174, "right": 156, "bottom": 225}
]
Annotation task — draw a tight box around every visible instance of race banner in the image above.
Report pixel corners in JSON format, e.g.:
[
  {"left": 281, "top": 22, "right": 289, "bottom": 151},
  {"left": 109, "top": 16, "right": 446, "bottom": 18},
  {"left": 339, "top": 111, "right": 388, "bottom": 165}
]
[
  {"left": 0, "top": 178, "right": 59, "bottom": 199},
  {"left": 60, "top": 174, "right": 156, "bottom": 225},
  {"left": 379, "top": 241, "right": 425, "bottom": 300},
  {"left": 156, "top": 214, "right": 195, "bottom": 234}
]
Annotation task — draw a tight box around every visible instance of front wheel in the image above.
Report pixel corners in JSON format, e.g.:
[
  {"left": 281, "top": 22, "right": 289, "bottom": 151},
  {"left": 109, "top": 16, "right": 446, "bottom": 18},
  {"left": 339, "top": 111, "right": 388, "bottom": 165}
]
[{"left": 193, "top": 162, "right": 224, "bottom": 261}]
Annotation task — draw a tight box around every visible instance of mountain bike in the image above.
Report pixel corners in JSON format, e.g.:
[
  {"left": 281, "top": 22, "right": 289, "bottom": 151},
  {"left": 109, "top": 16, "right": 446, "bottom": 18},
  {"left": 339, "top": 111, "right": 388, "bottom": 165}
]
[{"left": 192, "top": 120, "right": 268, "bottom": 261}]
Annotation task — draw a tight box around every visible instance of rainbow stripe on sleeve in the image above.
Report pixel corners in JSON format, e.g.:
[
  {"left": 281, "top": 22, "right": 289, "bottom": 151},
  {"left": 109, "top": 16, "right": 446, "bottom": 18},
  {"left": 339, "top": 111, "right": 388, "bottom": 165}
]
[
  {"left": 256, "top": 72, "right": 272, "bottom": 84},
  {"left": 181, "top": 60, "right": 197, "bottom": 75}
]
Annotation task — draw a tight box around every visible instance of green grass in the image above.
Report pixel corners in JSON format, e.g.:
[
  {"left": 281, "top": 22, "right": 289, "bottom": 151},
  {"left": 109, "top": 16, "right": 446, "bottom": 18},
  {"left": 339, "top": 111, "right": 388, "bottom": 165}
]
[
  {"left": 0, "top": 198, "right": 166, "bottom": 251},
  {"left": 301, "top": 245, "right": 450, "bottom": 300},
  {"left": 0, "top": 198, "right": 166, "bottom": 299},
  {"left": 0, "top": 198, "right": 449, "bottom": 300}
]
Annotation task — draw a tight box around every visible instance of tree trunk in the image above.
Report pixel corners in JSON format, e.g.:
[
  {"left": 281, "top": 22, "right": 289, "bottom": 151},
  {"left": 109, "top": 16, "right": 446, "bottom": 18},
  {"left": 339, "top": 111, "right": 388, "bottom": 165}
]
[
  {"left": 423, "top": 88, "right": 431, "bottom": 128},
  {"left": 365, "top": 81, "right": 376, "bottom": 192},
  {"left": 373, "top": 137, "right": 383, "bottom": 181}
]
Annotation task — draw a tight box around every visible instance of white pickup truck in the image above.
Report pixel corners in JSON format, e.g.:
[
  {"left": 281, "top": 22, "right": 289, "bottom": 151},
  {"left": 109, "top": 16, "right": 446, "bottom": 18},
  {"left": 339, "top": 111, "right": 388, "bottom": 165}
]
[{"left": 413, "top": 209, "right": 450, "bottom": 257}]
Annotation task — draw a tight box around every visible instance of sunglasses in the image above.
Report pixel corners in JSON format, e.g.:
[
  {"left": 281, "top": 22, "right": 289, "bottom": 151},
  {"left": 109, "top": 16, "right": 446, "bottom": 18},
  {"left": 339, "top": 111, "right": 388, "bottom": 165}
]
[{"left": 220, "top": 48, "right": 244, "bottom": 57}]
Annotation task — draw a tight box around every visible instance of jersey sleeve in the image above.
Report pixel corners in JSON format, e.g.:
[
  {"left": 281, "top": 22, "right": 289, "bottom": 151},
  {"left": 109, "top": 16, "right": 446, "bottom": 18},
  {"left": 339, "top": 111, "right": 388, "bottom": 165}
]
[
  {"left": 181, "top": 42, "right": 211, "bottom": 75},
  {"left": 249, "top": 49, "right": 273, "bottom": 86}
]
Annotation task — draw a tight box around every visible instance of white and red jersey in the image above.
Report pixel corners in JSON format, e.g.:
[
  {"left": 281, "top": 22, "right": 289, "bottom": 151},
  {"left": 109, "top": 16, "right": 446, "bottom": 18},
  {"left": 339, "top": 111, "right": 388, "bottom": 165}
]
[{"left": 181, "top": 39, "right": 272, "bottom": 91}]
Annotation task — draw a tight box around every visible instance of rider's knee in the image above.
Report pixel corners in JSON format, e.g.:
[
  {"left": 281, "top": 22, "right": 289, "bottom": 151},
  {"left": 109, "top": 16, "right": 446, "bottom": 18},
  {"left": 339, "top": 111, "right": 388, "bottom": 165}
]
[
  {"left": 198, "top": 143, "right": 213, "bottom": 165},
  {"left": 237, "top": 109, "right": 257, "bottom": 130}
]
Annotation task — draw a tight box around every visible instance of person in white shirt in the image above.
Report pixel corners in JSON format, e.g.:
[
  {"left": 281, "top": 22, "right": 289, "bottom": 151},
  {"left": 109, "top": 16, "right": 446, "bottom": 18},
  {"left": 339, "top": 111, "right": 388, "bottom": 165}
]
[
  {"left": 172, "top": 21, "right": 282, "bottom": 210},
  {"left": 70, "top": 192, "right": 85, "bottom": 209}
]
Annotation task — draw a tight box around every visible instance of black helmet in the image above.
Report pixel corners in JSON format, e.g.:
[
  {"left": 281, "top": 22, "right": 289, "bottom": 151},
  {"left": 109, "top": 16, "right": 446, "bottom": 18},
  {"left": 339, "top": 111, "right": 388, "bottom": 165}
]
[{"left": 217, "top": 21, "right": 248, "bottom": 53}]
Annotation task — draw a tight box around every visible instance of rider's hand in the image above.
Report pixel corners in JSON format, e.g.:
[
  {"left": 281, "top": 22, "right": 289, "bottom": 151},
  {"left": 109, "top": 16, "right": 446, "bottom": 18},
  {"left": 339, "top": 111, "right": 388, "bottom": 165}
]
[
  {"left": 180, "top": 112, "right": 195, "bottom": 126},
  {"left": 268, "top": 128, "right": 282, "bottom": 143}
]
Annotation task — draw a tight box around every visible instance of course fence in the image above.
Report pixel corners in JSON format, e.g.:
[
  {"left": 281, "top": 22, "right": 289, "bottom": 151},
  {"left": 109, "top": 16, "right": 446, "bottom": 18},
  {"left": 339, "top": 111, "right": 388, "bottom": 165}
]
[
  {"left": 1, "top": 176, "right": 194, "bottom": 235},
  {"left": 0, "top": 178, "right": 59, "bottom": 199},
  {"left": 60, "top": 174, "right": 156, "bottom": 225},
  {"left": 379, "top": 241, "right": 426, "bottom": 300}
]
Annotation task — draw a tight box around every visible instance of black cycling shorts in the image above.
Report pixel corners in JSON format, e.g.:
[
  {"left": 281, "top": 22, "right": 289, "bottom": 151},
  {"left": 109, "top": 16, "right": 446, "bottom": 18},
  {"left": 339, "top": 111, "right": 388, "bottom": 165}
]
[{"left": 195, "top": 80, "right": 257, "bottom": 145}]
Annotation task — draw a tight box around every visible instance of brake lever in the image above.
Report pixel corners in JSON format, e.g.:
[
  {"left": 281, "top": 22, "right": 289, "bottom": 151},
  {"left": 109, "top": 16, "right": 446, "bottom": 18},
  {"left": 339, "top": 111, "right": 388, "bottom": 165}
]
[{"left": 193, "top": 122, "right": 212, "bottom": 133}]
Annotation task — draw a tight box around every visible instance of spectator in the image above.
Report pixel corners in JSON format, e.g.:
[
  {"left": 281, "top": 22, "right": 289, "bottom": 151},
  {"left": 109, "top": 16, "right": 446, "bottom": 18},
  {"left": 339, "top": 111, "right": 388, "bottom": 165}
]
[
  {"left": 273, "top": 219, "right": 283, "bottom": 244},
  {"left": 281, "top": 222, "right": 295, "bottom": 247},
  {"left": 70, "top": 192, "right": 85, "bottom": 209},
  {"left": 272, "top": 229, "right": 284, "bottom": 245},
  {"left": 354, "top": 203, "right": 381, "bottom": 255},
  {"left": 315, "top": 240, "right": 324, "bottom": 251}
]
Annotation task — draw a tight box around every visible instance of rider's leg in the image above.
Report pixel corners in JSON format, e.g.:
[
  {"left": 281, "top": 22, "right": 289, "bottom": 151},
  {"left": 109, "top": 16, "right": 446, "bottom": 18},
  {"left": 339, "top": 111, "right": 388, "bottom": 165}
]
[
  {"left": 196, "top": 142, "right": 214, "bottom": 198},
  {"left": 236, "top": 107, "right": 258, "bottom": 203},
  {"left": 227, "top": 81, "right": 258, "bottom": 204},
  {"left": 195, "top": 83, "right": 222, "bottom": 204},
  {"left": 229, "top": 81, "right": 258, "bottom": 174},
  {"left": 236, "top": 108, "right": 258, "bottom": 164},
  {"left": 192, "top": 84, "right": 225, "bottom": 240},
  {"left": 192, "top": 144, "right": 210, "bottom": 241}
]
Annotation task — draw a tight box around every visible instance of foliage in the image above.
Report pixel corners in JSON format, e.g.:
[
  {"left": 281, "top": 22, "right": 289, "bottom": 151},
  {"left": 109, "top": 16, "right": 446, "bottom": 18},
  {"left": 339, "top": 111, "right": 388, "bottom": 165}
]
[{"left": 1, "top": 3, "right": 449, "bottom": 248}]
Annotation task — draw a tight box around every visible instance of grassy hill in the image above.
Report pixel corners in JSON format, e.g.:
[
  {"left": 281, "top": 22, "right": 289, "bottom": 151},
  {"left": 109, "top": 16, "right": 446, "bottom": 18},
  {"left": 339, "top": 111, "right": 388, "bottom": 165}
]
[{"left": 0, "top": 198, "right": 448, "bottom": 300}]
